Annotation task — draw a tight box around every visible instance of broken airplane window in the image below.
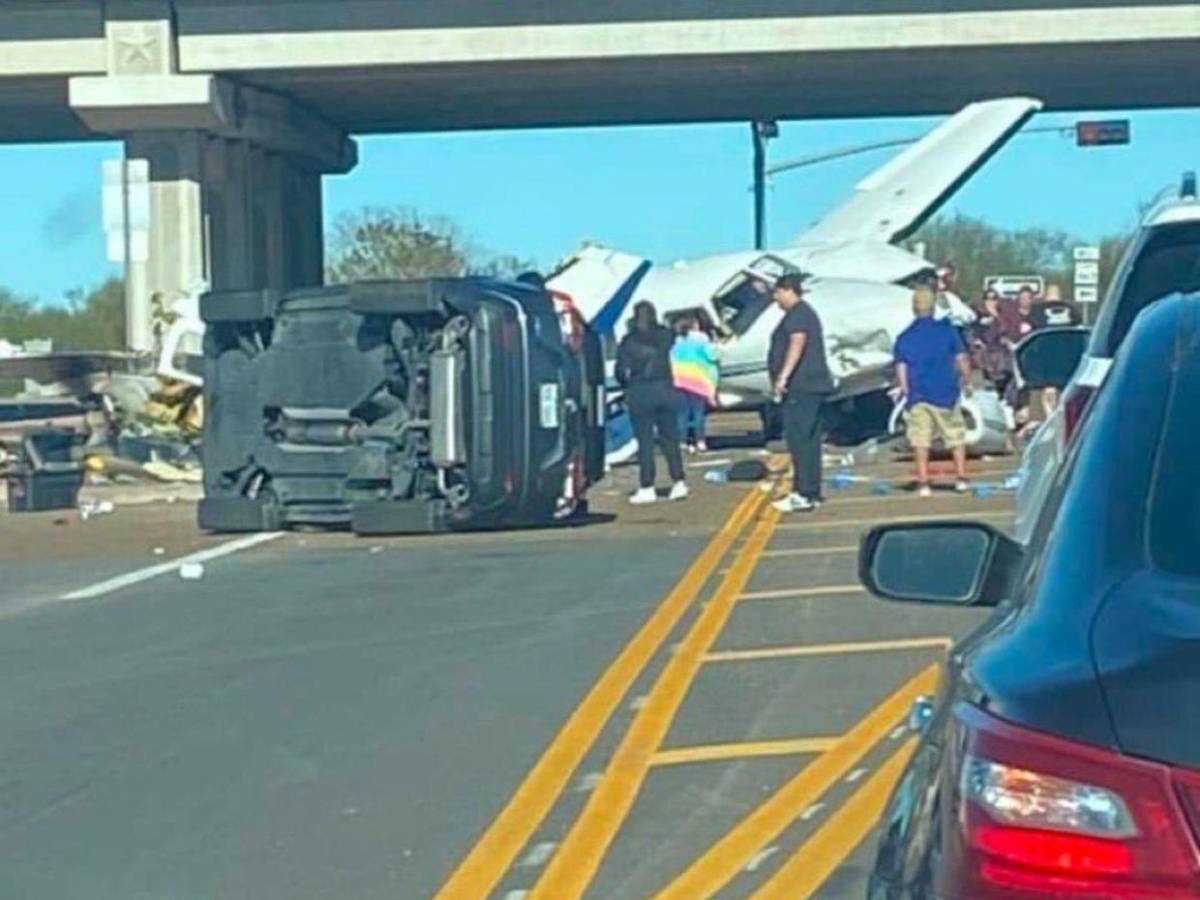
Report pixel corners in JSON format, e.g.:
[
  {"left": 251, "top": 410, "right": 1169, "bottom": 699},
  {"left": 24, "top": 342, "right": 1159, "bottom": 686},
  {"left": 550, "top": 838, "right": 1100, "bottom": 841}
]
[{"left": 712, "top": 256, "right": 794, "bottom": 336}]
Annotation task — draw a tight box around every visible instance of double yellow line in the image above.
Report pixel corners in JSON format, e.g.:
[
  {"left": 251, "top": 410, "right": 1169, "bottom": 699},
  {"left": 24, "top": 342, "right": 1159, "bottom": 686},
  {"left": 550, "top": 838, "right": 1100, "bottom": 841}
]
[
  {"left": 435, "top": 486, "right": 766, "bottom": 899},
  {"left": 528, "top": 505, "right": 782, "bottom": 898},
  {"left": 653, "top": 663, "right": 939, "bottom": 898}
]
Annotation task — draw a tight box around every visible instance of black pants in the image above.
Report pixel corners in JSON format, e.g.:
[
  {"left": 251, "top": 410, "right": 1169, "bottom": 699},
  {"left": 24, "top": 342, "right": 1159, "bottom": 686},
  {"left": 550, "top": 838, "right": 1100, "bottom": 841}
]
[
  {"left": 627, "top": 382, "right": 685, "bottom": 489},
  {"left": 783, "top": 393, "right": 825, "bottom": 500}
]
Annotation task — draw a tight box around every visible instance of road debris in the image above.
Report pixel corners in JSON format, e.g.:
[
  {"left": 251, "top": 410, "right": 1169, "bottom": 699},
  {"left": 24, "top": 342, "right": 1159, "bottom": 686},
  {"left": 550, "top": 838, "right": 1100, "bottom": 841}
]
[
  {"left": 179, "top": 562, "right": 204, "bottom": 580},
  {"left": 79, "top": 499, "right": 115, "bottom": 520}
]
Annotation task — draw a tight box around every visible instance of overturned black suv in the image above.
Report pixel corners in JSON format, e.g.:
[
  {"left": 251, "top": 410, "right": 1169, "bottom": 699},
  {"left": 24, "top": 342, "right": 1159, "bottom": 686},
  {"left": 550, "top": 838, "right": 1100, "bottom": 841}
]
[{"left": 198, "top": 279, "right": 605, "bottom": 534}]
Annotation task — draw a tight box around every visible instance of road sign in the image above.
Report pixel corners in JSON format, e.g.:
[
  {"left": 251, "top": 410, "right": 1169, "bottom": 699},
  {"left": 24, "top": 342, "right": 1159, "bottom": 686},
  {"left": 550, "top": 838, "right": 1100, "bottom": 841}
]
[
  {"left": 1076, "top": 120, "right": 1130, "bottom": 146},
  {"left": 1073, "top": 245, "right": 1102, "bottom": 304},
  {"left": 984, "top": 275, "right": 1043, "bottom": 299},
  {"left": 102, "top": 158, "right": 150, "bottom": 263},
  {"left": 1074, "top": 261, "right": 1100, "bottom": 286}
]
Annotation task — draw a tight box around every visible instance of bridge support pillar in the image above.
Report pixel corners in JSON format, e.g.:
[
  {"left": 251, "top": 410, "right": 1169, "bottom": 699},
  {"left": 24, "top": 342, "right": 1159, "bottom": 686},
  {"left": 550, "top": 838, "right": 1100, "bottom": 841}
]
[{"left": 64, "top": 1, "right": 355, "bottom": 349}]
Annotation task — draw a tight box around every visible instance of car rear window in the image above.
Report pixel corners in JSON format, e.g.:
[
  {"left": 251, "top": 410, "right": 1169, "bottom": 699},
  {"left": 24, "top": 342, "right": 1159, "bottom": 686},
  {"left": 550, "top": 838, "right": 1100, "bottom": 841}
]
[
  {"left": 1103, "top": 223, "right": 1200, "bottom": 356},
  {"left": 1148, "top": 312, "right": 1200, "bottom": 575}
]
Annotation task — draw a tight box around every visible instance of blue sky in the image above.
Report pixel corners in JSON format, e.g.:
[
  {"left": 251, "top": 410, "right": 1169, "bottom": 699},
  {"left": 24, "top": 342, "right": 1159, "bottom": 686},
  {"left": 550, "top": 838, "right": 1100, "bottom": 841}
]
[{"left": 2, "top": 105, "right": 1199, "bottom": 304}]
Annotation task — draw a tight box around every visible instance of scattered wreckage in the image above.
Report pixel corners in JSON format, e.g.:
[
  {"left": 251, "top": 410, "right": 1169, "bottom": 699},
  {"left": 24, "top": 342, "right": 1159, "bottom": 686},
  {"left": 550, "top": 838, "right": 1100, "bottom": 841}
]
[
  {"left": 2, "top": 278, "right": 608, "bottom": 530},
  {"left": 0, "top": 333, "right": 205, "bottom": 512}
]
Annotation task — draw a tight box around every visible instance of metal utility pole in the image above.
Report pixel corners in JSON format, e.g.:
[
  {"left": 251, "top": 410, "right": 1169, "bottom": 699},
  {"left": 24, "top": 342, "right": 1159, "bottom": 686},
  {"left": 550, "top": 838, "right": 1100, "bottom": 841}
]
[{"left": 752, "top": 120, "right": 778, "bottom": 250}]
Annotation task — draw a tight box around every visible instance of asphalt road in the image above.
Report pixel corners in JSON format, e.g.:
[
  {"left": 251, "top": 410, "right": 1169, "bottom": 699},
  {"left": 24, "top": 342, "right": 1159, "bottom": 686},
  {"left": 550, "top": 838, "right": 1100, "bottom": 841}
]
[{"left": 0, "top": 443, "right": 1016, "bottom": 900}]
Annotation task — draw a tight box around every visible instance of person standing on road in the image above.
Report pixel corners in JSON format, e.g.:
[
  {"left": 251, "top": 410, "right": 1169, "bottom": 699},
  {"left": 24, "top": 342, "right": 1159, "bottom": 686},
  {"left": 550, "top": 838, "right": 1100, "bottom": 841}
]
[
  {"left": 895, "top": 287, "right": 973, "bottom": 497},
  {"left": 768, "top": 273, "right": 835, "bottom": 513},
  {"left": 970, "top": 288, "right": 1018, "bottom": 395},
  {"left": 671, "top": 313, "right": 719, "bottom": 453},
  {"left": 1036, "top": 283, "right": 1081, "bottom": 328},
  {"left": 616, "top": 301, "right": 689, "bottom": 505},
  {"left": 1010, "top": 287, "right": 1042, "bottom": 341}
]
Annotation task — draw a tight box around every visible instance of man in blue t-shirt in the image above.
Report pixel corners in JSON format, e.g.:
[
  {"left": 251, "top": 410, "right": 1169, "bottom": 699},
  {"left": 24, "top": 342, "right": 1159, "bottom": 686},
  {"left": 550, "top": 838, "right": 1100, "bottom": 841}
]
[{"left": 894, "top": 288, "right": 973, "bottom": 497}]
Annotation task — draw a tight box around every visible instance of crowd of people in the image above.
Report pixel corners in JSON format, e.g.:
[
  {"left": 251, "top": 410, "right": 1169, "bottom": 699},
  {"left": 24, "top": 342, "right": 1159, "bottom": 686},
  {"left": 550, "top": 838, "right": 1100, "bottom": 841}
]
[
  {"left": 966, "top": 282, "right": 1080, "bottom": 417},
  {"left": 614, "top": 272, "right": 1080, "bottom": 508}
]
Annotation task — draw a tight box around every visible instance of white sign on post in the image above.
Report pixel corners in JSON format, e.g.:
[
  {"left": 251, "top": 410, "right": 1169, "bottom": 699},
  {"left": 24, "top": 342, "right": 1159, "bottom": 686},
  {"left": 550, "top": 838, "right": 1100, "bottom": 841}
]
[
  {"left": 102, "top": 158, "right": 151, "bottom": 263},
  {"left": 984, "top": 275, "right": 1044, "bottom": 299},
  {"left": 1074, "top": 245, "right": 1101, "bottom": 303},
  {"left": 1074, "top": 261, "right": 1100, "bottom": 286}
]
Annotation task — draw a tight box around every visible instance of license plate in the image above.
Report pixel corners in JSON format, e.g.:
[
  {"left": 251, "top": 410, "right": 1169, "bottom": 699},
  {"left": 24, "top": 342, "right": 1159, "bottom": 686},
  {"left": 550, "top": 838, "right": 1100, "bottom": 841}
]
[{"left": 539, "top": 383, "right": 560, "bottom": 429}]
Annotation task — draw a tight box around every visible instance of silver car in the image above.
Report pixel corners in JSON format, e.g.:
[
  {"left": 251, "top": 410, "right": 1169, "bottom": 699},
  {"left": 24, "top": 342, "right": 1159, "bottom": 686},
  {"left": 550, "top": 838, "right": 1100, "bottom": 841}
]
[{"left": 1014, "top": 172, "right": 1200, "bottom": 543}]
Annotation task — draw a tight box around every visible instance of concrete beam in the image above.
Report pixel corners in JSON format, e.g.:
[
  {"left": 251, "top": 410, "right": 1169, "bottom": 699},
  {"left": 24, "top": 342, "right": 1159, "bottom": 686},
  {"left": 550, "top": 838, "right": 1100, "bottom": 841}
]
[
  {"left": 177, "top": 5, "right": 1200, "bottom": 71},
  {"left": 69, "top": 75, "right": 356, "bottom": 172},
  {"left": 69, "top": 74, "right": 233, "bottom": 133},
  {"left": 0, "top": 40, "right": 106, "bottom": 78}
]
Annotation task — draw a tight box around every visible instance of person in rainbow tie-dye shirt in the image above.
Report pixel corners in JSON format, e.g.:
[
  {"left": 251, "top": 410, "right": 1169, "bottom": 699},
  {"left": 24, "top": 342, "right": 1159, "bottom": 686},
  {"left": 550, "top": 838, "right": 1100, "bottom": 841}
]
[{"left": 670, "top": 313, "right": 720, "bottom": 453}]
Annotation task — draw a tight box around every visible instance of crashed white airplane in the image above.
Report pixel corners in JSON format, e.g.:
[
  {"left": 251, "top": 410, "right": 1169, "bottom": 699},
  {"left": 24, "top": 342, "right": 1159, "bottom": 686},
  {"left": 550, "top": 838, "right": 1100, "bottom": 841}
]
[{"left": 547, "top": 96, "right": 1042, "bottom": 457}]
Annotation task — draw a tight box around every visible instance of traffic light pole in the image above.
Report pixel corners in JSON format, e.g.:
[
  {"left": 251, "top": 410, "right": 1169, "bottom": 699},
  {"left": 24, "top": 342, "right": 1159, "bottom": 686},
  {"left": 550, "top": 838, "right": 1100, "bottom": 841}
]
[{"left": 752, "top": 122, "right": 767, "bottom": 251}]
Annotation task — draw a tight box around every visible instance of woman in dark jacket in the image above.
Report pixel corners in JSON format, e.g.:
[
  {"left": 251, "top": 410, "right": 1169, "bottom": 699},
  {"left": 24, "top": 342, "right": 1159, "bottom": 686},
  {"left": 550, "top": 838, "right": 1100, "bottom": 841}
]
[
  {"left": 616, "top": 301, "right": 688, "bottom": 505},
  {"left": 970, "top": 288, "right": 1016, "bottom": 391}
]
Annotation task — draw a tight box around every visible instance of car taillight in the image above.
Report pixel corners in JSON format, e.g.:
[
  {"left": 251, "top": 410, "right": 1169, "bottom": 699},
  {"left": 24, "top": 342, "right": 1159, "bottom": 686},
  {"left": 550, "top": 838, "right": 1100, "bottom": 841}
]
[
  {"left": 942, "top": 703, "right": 1200, "bottom": 899},
  {"left": 551, "top": 290, "right": 585, "bottom": 352},
  {"left": 1059, "top": 382, "right": 1095, "bottom": 450},
  {"left": 555, "top": 456, "right": 586, "bottom": 519}
]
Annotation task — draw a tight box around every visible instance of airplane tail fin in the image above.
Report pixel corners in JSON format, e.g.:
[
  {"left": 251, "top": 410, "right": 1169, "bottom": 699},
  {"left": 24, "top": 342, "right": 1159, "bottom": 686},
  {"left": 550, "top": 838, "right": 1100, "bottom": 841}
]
[
  {"left": 800, "top": 97, "right": 1042, "bottom": 246},
  {"left": 545, "top": 245, "right": 651, "bottom": 335}
]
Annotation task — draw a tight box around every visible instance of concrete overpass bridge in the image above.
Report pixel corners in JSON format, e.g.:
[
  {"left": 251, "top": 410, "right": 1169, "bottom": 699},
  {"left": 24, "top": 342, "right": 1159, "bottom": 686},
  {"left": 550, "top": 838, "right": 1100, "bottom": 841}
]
[{"left": 2, "top": 0, "right": 1199, "bottom": 342}]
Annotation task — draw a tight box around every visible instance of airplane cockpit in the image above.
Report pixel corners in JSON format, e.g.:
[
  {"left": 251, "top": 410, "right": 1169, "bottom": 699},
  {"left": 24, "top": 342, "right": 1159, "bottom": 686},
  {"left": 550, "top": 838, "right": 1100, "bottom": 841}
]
[{"left": 710, "top": 255, "right": 798, "bottom": 336}]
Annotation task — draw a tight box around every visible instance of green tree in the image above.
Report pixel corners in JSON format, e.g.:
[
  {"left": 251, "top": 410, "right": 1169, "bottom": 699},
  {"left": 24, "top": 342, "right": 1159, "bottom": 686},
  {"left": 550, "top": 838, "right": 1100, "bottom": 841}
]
[
  {"left": 325, "top": 207, "right": 534, "bottom": 283},
  {"left": 0, "top": 278, "right": 125, "bottom": 351},
  {"left": 910, "top": 213, "right": 1133, "bottom": 305}
]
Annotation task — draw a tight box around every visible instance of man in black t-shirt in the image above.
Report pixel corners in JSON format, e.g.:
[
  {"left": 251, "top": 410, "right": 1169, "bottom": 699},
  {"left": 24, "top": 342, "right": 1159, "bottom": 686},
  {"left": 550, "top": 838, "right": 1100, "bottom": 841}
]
[{"left": 767, "top": 273, "right": 836, "bottom": 513}]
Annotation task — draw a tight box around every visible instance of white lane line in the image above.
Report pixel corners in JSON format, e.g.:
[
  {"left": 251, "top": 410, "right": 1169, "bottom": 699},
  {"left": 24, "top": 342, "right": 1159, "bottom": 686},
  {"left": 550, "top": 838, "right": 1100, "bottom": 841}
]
[
  {"left": 745, "top": 845, "right": 780, "bottom": 872},
  {"left": 502, "top": 891, "right": 530, "bottom": 900},
  {"left": 60, "top": 532, "right": 284, "bottom": 601},
  {"left": 800, "top": 802, "right": 827, "bottom": 821},
  {"left": 519, "top": 842, "right": 558, "bottom": 868},
  {"left": 845, "top": 767, "right": 868, "bottom": 784},
  {"left": 890, "top": 725, "right": 909, "bottom": 741},
  {"left": 573, "top": 771, "right": 603, "bottom": 793}
]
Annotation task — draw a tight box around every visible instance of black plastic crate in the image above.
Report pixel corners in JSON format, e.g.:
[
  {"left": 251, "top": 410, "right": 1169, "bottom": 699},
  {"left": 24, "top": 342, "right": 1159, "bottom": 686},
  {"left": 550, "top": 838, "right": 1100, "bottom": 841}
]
[
  {"left": 4, "top": 427, "right": 84, "bottom": 513},
  {"left": 6, "top": 469, "right": 83, "bottom": 513}
]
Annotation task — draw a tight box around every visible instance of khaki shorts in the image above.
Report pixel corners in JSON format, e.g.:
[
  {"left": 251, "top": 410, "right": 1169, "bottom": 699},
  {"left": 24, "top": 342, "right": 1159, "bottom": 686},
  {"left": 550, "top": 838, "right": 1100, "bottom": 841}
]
[{"left": 906, "top": 402, "right": 966, "bottom": 450}]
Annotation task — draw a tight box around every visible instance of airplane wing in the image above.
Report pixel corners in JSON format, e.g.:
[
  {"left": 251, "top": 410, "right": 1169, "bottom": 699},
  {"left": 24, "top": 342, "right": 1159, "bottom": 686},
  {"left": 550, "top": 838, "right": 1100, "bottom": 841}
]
[{"left": 799, "top": 97, "right": 1043, "bottom": 246}]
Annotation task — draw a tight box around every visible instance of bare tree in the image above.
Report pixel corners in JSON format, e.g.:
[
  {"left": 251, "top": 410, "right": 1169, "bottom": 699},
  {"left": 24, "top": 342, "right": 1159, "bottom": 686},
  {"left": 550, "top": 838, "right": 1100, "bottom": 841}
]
[{"left": 325, "top": 207, "right": 535, "bottom": 284}]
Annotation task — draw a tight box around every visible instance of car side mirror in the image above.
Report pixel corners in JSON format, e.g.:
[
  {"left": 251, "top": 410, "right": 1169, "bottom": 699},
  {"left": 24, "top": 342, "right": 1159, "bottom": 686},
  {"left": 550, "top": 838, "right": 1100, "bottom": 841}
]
[
  {"left": 1014, "top": 326, "right": 1090, "bottom": 390},
  {"left": 859, "top": 522, "right": 1023, "bottom": 607}
]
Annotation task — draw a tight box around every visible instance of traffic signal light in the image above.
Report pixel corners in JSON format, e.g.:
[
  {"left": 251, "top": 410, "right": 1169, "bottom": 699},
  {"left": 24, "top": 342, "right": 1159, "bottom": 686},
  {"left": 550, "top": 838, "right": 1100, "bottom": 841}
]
[{"left": 1076, "top": 120, "right": 1130, "bottom": 146}]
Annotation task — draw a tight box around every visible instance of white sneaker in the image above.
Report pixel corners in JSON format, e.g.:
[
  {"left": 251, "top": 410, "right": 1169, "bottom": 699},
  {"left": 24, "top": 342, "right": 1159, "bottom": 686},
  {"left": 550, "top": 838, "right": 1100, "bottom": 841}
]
[
  {"left": 955, "top": 479, "right": 970, "bottom": 494},
  {"left": 773, "top": 493, "right": 815, "bottom": 513},
  {"left": 629, "top": 487, "right": 657, "bottom": 505},
  {"left": 669, "top": 481, "right": 689, "bottom": 501},
  {"left": 696, "top": 441, "right": 709, "bottom": 453},
  {"left": 917, "top": 483, "right": 933, "bottom": 498}
]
